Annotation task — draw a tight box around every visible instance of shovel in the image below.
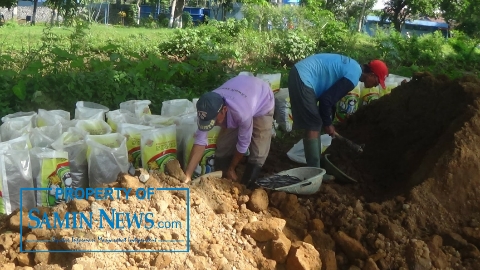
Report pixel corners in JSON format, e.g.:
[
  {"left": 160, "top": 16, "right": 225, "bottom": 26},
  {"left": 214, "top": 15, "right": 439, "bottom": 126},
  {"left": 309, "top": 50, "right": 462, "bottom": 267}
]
[
  {"left": 321, "top": 154, "right": 358, "bottom": 183},
  {"left": 319, "top": 132, "right": 363, "bottom": 184},
  {"left": 334, "top": 132, "right": 364, "bottom": 153}
]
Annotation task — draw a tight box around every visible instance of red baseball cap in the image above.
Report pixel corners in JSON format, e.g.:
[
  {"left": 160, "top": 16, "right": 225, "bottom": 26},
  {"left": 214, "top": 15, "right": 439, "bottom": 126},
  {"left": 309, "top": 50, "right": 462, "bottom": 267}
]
[{"left": 369, "top": 60, "right": 388, "bottom": 89}]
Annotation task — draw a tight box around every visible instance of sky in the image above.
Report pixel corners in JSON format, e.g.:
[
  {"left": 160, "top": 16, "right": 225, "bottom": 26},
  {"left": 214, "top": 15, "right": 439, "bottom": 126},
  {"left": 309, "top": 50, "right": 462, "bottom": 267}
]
[{"left": 373, "top": 0, "right": 385, "bottom": 10}]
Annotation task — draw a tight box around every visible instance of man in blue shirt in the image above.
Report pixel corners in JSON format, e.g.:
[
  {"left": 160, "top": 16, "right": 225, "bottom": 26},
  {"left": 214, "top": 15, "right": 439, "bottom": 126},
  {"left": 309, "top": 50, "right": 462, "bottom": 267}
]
[{"left": 288, "top": 53, "right": 388, "bottom": 168}]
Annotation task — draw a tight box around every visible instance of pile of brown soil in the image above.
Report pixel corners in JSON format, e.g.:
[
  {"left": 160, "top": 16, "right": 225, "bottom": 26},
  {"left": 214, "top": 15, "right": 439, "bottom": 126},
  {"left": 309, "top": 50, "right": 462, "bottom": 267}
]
[
  {"left": 2, "top": 72, "right": 480, "bottom": 270},
  {"left": 326, "top": 72, "right": 480, "bottom": 234}
]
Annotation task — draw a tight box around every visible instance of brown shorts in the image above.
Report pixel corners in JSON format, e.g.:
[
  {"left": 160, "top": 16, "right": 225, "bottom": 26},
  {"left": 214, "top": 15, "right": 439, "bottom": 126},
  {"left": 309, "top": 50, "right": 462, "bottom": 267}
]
[{"left": 215, "top": 108, "right": 274, "bottom": 166}]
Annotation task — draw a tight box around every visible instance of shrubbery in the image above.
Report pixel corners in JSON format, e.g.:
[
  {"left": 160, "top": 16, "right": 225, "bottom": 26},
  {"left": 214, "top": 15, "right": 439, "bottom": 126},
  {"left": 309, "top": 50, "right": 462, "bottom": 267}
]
[{"left": 0, "top": 5, "right": 479, "bottom": 119}]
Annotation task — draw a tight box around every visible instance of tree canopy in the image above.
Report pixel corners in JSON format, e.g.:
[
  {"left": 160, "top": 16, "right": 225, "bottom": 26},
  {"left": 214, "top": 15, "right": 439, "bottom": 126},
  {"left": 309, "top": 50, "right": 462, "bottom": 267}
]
[
  {"left": 441, "top": 0, "right": 480, "bottom": 37},
  {"left": 0, "top": 0, "right": 18, "bottom": 9},
  {"left": 381, "top": 0, "right": 440, "bottom": 32}
]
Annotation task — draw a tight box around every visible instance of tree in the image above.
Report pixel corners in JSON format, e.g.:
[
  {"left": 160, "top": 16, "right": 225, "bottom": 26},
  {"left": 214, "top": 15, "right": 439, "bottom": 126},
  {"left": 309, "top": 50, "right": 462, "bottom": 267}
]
[
  {"left": 0, "top": 0, "right": 17, "bottom": 9},
  {"left": 357, "top": 0, "right": 369, "bottom": 32},
  {"left": 169, "top": 0, "right": 186, "bottom": 28},
  {"left": 209, "top": 0, "right": 235, "bottom": 21},
  {"left": 44, "top": 0, "right": 82, "bottom": 26},
  {"left": 32, "top": 0, "right": 39, "bottom": 25},
  {"left": 339, "top": 0, "right": 376, "bottom": 31},
  {"left": 441, "top": 0, "right": 480, "bottom": 38},
  {"left": 306, "top": 0, "right": 375, "bottom": 28},
  {"left": 381, "top": 0, "right": 439, "bottom": 32}
]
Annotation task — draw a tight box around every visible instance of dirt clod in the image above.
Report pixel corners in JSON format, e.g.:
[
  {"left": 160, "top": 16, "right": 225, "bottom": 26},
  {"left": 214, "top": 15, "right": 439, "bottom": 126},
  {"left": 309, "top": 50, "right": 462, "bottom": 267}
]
[
  {"left": 405, "top": 239, "right": 432, "bottom": 270},
  {"left": 154, "top": 254, "right": 172, "bottom": 269},
  {"left": 247, "top": 188, "right": 269, "bottom": 212},
  {"left": 272, "top": 233, "right": 292, "bottom": 263},
  {"left": 286, "top": 241, "right": 322, "bottom": 270},
  {"left": 118, "top": 173, "right": 144, "bottom": 192},
  {"left": 242, "top": 217, "right": 286, "bottom": 242},
  {"left": 164, "top": 159, "right": 186, "bottom": 182},
  {"left": 319, "top": 249, "right": 336, "bottom": 270},
  {"left": 334, "top": 231, "right": 368, "bottom": 261},
  {"left": 69, "top": 199, "right": 90, "bottom": 212}
]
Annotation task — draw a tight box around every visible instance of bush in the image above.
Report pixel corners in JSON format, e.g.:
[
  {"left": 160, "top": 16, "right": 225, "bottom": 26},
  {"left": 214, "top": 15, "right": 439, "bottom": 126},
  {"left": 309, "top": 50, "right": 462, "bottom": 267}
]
[
  {"left": 1, "top": 7, "right": 480, "bottom": 120},
  {"left": 274, "top": 30, "right": 316, "bottom": 65},
  {"left": 182, "top": 12, "right": 194, "bottom": 28},
  {"left": 159, "top": 28, "right": 206, "bottom": 58},
  {"left": 207, "top": 18, "right": 248, "bottom": 39}
]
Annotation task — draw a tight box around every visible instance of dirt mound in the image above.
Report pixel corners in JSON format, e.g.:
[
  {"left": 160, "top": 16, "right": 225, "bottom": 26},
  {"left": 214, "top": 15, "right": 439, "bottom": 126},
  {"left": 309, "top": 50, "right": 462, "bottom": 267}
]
[
  {"left": 327, "top": 72, "right": 480, "bottom": 234},
  {"left": 0, "top": 166, "right": 324, "bottom": 270},
  {"left": 2, "top": 73, "right": 480, "bottom": 269},
  {"left": 1, "top": 163, "right": 479, "bottom": 269}
]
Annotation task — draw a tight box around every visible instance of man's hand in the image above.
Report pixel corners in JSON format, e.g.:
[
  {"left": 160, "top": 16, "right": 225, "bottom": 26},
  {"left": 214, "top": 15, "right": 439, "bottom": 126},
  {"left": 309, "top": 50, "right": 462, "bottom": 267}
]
[
  {"left": 324, "top": 125, "right": 335, "bottom": 136},
  {"left": 184, "top": 144, "right": 206, "bottom": 184},
  {"left": 183, "top": 175, "right": 192, "bottom": 184},
  {"left": 225, "top": 169, "right": 238, "bottom": 182}
]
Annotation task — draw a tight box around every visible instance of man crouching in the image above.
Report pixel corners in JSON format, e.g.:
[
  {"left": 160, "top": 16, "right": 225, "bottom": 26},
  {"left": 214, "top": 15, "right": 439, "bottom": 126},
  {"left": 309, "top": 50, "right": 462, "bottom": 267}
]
[{"left": 183, "top": 75, "right": 275, "bottom": 189}]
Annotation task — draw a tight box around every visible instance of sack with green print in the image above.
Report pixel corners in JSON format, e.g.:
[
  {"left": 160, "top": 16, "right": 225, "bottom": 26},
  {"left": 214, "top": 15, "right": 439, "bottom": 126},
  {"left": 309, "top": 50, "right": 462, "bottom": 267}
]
[
  {"left": 75, "top": 101, "right": 109, "bottom": 120},
  {"left": 86, "top": 133, "right": 129, "bottom": 188},
  {"left": 60, "top": 120, "right": 79, "bottom": 133},
  {"left": 0, "top": 142, "right": 34, "bottom": 215},
  {"left": 51, "top": 127, "right": 89, "bottom": 190},
  {"left": 37, "top": 109, "right": 70, "bottom": 128},
  {"left": 0, "top": 112, "right": 37, "bottom": 142},
  {"left": 29, "top": 123, "right": 63, "bottom": 148},
  {"left": 142, "top": 114, "right": 177, "bottom": 128},
  {"left": 119, "top": 100, "right": 152, "bottom": 118},
  {"left": 6, "top": 133, "right": 32, "bottom": 150},
  {"left": 106, "top": 109, "right": 139, "bottom": 133},
  {"left": 117, "top": 123, "right": 154, "bottom": 174},
  {"left": 175, "top": 113, "right": 197, "bottom": 169},
  {"left": 1, "top": 111, "right": 37, "bottom": 125},
  {"left": 256, "top": 73, "right": 281, "bottom": 93},
  {"left": 76, "top": 119, "right": 112, "bottom": 135},
  {"left": 161, "top": 99, "right": 195, "bottom": 117},
  {"left": 192, "top": 98, "right": 199, "bottom": 108},
  {"left": 333, "top": 82, "right": 361, "bottom": 124},
  {"left": 32, "top": 149, "right": 72, "bottom": 207},
  {"left": 380, "top": 78, "right": 399, "bottom": 97},
  {"left": 274, "top": 88, "right": 293, "bottom": 132},
  {"left": 141, "top": 125, "right": 177, "bottom": 173},
  {"left": 360, "top": 85, "right": 380, "bottom": 107},
  {"left": 183, "top": 126, "right": 221, "bottom": 178}
]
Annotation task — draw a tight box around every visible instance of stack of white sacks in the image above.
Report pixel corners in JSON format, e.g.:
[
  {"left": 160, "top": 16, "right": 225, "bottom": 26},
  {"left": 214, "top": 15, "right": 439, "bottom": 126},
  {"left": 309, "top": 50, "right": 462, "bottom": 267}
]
[{"left": 0, "top": 99, "right": 218, "bottom": 215}]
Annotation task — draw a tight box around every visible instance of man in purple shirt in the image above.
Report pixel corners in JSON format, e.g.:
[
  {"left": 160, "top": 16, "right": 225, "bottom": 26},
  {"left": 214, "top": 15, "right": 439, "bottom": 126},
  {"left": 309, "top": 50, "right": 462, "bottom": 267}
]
[{"left": 183, "top": 75, "right": 275, "bottom": 188}]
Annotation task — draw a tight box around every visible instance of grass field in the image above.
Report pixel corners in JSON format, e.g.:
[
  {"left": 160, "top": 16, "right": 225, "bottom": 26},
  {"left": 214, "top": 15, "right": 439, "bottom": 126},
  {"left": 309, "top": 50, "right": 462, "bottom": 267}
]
[{"left": 0, "top": 22, "right": 174, "bottom": 53}]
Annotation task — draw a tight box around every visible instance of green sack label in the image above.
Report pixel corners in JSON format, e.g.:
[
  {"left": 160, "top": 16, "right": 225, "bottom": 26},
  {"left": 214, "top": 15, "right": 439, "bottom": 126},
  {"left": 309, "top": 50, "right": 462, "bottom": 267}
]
[
  {"left": 333, "top": 84, "right": 361, "bottom": 124},
  {"left": 185, "top": 126, "right": 221, "bottom": 178},
  {"left": 118, "top": 124, "right": 153, "bottom": 170},
  {"left": 141, "top": 125, "right": 177, "bottom": 173},
  {"left": 41, "top": 158, "right": 71, "bottom": 207},
  {"left": 128, "top": 141, "right": 142, "bottom": 169},
  {"left": 379, "top": 82, "right": 398, "bottom": 97},
  {"left": 360, "top": 87, "right": 380, "bottom": 107}
]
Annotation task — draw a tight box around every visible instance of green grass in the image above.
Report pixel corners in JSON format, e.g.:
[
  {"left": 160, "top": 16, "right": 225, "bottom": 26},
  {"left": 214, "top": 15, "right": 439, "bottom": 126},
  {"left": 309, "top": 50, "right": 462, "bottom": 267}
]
[{"left": 0, "top": 21, "right": 174, "bottom": 53}]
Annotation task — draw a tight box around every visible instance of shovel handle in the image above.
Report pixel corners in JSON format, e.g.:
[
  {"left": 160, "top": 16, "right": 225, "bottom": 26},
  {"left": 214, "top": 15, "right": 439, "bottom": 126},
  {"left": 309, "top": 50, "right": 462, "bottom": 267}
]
[{"left": 334, "top": 132, "right": 363, "bottom": 153}]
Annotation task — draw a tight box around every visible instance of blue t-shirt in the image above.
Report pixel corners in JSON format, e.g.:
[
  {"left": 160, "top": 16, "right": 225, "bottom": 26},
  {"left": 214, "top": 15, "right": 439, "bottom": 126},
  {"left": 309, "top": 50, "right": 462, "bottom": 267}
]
[{"left": 294, "top": 53, "right": 361, "bottom": 98}]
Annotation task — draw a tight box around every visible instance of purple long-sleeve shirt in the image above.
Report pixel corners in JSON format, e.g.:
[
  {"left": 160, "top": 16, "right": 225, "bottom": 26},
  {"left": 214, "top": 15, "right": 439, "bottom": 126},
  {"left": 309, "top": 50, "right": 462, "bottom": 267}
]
[{"left": 193, "top": 75, "right": 275, "bottom": 153}]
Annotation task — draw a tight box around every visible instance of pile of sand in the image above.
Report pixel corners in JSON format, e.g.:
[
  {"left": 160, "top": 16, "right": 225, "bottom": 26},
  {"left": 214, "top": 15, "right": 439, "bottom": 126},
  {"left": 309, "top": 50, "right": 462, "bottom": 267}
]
[{"left": 327, "top": 72, "right": 480, "bottom": 234}]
